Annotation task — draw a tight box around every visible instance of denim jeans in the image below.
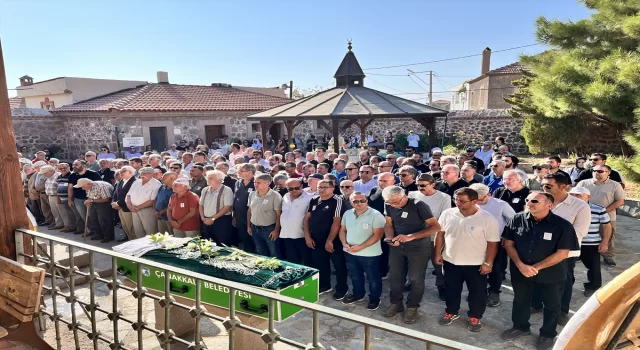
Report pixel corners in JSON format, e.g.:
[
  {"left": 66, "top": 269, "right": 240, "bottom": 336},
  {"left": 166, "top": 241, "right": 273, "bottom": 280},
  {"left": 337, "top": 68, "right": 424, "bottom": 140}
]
[
  {"left": 251, "top": 224, "right": 281, "bottom": 258},
  {"left": 345, "top": 253, "right": 382, "bottom": 302}
]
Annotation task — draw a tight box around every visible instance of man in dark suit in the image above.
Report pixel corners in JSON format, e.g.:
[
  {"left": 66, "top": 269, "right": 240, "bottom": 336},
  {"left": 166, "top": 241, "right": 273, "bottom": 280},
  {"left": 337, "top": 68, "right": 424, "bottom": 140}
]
[{"left": 112, "top": 166, "right": 136, "bottom": 241}]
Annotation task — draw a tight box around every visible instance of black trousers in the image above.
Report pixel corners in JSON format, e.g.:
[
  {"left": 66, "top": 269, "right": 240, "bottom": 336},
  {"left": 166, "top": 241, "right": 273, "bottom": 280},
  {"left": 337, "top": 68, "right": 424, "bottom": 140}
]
[
  {"left": 379, "top": 237, "right": 390, "bottom": 277},
  {"left": 204, "top": 215, "right": 234, "bottom": 246},
  {"left": 310, "top": 237, "right": 348, "bottom": 295},
  {"left": 532, "top": 258, "right": 575, "bottom": 315},
  {"left": 443, "top": 261, "right": 487, "bottom": 319},
  {"left": 87, "top": 202, "right": 114, "bottom": 240},
  {"left": 579, "top": 245, "right": 601, "bottom": 290},
  {"left": 389, "top": 239, "right": 430, "bottom": 308},
  {"left": 282, "top": 238, "right": 311, "bottom": 266},
  {"left": 511, "top": 274, "right": 564, "bottom": 338},
  {"left": 430, "top": 240, "right": 445, "bottom": 290},
  {"left": 487, "top": 245, "right": 507, "bottom": 293},
  {"left": 235, "top": 218, "right": 255, "bottom": 254}
]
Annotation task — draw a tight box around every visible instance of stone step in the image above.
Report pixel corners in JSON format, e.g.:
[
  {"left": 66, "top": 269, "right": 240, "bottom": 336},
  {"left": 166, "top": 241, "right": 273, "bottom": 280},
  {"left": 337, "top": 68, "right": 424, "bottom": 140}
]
[{"left": 44, "top": 264, "right": 113, "bottom": 291}]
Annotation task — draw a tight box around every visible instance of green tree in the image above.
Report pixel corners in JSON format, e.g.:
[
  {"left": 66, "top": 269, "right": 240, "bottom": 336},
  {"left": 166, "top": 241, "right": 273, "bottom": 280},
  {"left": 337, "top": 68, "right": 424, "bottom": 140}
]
[
  {"left": 292, "top": 86, "right": 323, "bottom": 100},
  {"left": 507, "top": 0, "right": 640, "bottom": 156}
]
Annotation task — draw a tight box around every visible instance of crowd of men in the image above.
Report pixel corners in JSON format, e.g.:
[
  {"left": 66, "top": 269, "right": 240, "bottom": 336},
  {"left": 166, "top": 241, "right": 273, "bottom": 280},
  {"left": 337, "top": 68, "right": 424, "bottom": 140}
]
[{"left": 19, "top": 136, "right": 626, "bottom": 350}]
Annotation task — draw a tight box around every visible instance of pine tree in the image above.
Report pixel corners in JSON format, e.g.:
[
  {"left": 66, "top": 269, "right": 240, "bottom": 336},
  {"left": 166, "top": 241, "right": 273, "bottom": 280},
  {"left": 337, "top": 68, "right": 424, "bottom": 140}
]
[{"left": 506, "top": 0, "right": 640, "bottom": 156}]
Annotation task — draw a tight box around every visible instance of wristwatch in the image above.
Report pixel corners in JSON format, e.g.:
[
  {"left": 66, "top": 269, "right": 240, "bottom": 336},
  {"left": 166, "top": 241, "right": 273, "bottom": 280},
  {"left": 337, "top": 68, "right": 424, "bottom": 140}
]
[{"left": 483, "top": 262, "right": 493, "bottom": 267}]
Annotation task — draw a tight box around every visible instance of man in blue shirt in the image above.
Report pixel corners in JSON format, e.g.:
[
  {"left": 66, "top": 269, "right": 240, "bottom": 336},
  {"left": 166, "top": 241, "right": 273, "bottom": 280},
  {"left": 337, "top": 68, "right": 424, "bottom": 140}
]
[
  {"left": 155, "top": 172, "right": 177, "bottom": 235},
  {"left": 331, "top": 159, "right": 347, "bottom": 182},
  {"left": 483, "top": 160, "right": 506, "bottom": 194}
]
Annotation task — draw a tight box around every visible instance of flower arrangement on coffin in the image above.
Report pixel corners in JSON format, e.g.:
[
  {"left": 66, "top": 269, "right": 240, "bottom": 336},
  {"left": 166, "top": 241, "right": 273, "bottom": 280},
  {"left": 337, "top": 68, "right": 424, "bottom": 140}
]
[{"left": 149, "top": 232, "right": 172, "bottom": 243}]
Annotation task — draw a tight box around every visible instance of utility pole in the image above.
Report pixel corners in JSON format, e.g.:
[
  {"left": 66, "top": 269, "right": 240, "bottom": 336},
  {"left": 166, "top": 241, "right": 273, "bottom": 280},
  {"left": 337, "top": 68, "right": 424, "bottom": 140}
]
[
  {"left": 0, "top": 38, "right": 30, "bottom": 260},
  {"left": 289, "top": 80, "right": 293, "bottom": 99},
  {"left": 428, "top": 71, "right": 433, "bottom": 106}
]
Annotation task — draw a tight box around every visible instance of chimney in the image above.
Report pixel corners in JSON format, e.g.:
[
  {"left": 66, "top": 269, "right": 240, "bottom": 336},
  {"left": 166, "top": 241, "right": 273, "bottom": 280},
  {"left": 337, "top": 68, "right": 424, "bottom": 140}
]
[
  {"left": 481, "top": 48, "right": 491, "bottom": 75},
  {"left": 157, "top": 71, "right": 169, "bottom": 84},
  {"left": 19, "top": 75, "right": 33, "bottom": 86}
]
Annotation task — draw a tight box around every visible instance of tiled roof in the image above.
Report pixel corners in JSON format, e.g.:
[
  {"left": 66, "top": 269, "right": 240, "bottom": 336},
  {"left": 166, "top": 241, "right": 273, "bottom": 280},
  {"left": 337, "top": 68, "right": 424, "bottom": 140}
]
[
  {"left": 468, "top": 62, "right": 530, "bottom": 83},
  {"left": 52, "top": 83, "right": 290, "bottom": 113},
  {"left": 9, "top": 97, "right": 26, "bottom": 108}
]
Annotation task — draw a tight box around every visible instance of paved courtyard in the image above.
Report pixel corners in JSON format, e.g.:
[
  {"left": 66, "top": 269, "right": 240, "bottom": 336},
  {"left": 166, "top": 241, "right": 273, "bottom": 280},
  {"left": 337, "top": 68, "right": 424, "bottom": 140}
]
[{"left": 25, "top": 215, "right": 640, "bottom": 350}]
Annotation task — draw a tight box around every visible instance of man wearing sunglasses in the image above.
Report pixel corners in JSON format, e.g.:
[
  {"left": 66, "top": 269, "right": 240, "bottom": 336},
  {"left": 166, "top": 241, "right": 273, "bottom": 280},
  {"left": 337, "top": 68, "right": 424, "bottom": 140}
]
[
  {"left": 530, "top": 172, "right": 591, "bottom": 327},
  {"left": 354, "top": 165, "right": 377, "bottom": 194},
  {"left": 574, "top": 153, "right": 625, "bottom": 187},
  {"left": 501, "top": 192, "right": 578, "bottom": 350},
  {"left": 398, "top": 165, "right": 419, "bottom": 194},
  {"left": 482, "top": 160, "right": 506, "bottom": 194},
  {"left": 339, "top": 180, "right": 355, "bottom": 201},
  {"left": 304, "top": 180, "right": 350, "bottom": 299},
  {"left": 339, "top": 192, "right": 385, "bottom": 310},
  {"left": 436, "top": 164, "right": 469, "bottom": 206},
  {"left": 280, "top": 178, "right": 313, "bottom": 265},
  {"left": 576, "top": 164, "right": 625, "bottom": 267},
  {"left": 381, "top": 186, "right": 441, "bottom": 324}
]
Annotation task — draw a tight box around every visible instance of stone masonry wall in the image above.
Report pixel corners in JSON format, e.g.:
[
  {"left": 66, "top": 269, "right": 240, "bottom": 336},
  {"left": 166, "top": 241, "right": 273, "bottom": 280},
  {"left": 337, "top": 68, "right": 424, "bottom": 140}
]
[{"left": 12, "top": 109, "right": 622, "bottom": 160}]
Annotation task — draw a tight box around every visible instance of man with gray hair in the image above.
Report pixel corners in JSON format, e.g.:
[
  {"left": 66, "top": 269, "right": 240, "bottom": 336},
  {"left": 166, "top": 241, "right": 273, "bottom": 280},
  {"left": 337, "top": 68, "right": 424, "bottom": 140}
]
[
  {"left": 200, "top": 170, "right": 234, "bottom": 245},
  {"left": 482, "top": 160, "right": 506, "bottom": 194},
  {"left": 470, "top": 183, "right": 516, "bottom": 308},
  {"left": 234, "top": 163, "right": 256, "bottom": 253},
  {"left": 54, "top": 162, "right": 77, "bottom": 233},
  {"left": 493, "top": 170, "right": 530, "bottom": 213},
  {"left": 41, "top": 165, "right": 65, "bottom": 230},
  {"left": 382, "top": 185, "right": 441, "bottom": 324},
  {"left": 398, "top": 165, "right": 418, "bottom": 194},
  {"left": 436, "top": 164, "right": 469, "bottom": 206},
  {"left": 48, "top": 158, "right": 60, "bottom": 167},
  {"left": 247, "top": 173, "right": 283, "bottom": 258},
  {"left": 339, "top": 180, "right": 355, "bottom": 201},
  {"left": 112, "top": 165, "right": 136, "bottom": 241},
  {"left": 215, "top": 161, "right": 237, "bottom": 191},
  {"left": 68, "top": 160, "right": 102, "bottom": 234},
  {"left": 272, "top": 173, "right": 289, "bottom": 197},
  {"left": 74, "top": 178, "right": 115, "bottom": 242},
  {"left": 126, "top": 167, "right": 162, "bottom": 237},
  {"left": 85, "top": 151, "right": 100, "bottom": 172},
  {"left": 33, "top": 161, "right": 55, "bottom": 227}
]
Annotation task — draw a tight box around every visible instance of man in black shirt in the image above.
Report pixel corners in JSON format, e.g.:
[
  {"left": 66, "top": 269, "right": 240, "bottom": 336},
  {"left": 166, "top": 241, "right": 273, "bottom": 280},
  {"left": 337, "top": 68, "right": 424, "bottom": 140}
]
[
  {"left": 413, "top": 153, "right": 429, "bottom": 173},
  {"left": 573, "top": 152, "right": 625, "bottom": 187},
  {"left": 315, "top": 147, "right": 333, "bottom": 172},
  {"left": 435, "top": 164, "right": 469, "bottom": 206},
  {"left": 493, "top": 170, "right": 530, "bottom": 213},
  {"left": 68, "top": 160, "right": 102, "bottom": 235},
  {"left": 500, "top": 192, "right": 578, "bottom": 350},
  {"left": 98, "top": 159, "right": 115, "bottom": 185},
  {"left": 398, "top": 166, "right": 418, "bottom": 194},
  {"left": 233, "top": 164, "right": 256, "bottom": 253},
  {"left": 304, "top": 180, "right": 349, "bottom": 299},
  {"left": 466, "top": 147, "right": 486, "bottom": 174},
  {"left": 382, "top": 186, "right": 441, "bottom": 324},
  {"left": 367, "top": 172, "right": 396, "bottom": 278},
  {"left": 545, "top": 156, "right": 571, "bottom": 179}
]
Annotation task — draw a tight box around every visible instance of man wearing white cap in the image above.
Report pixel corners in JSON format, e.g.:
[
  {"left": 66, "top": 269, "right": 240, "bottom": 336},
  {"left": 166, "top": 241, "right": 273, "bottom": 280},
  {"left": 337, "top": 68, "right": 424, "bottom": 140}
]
[
  {"left": 168, "top": 177, "right": 201, "bottom": 238},
  {"left": 126, "top": 167, "right": 162, "bottom": 238},
  {"left": 32, "top": 160, "right": 55, "bottom": 227},
  {"left": 74, "top": 178, "right": 115, "bottom": 242},
  {"left": 569, "top": 187, "right": 612, "bottom": 297}
]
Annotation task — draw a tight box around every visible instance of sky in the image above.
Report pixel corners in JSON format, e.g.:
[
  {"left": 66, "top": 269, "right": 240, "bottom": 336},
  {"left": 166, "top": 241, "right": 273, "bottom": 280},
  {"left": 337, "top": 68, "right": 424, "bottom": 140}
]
[{"left": 1, "top": 0, "right": 592, "bottom": 101}]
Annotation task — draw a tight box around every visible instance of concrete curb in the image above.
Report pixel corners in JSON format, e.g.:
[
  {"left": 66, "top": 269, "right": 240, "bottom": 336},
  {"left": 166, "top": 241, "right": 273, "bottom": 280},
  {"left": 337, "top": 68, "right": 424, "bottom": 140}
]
[{"left": 618, "top": 198, "right": 640, "bottom": 218}]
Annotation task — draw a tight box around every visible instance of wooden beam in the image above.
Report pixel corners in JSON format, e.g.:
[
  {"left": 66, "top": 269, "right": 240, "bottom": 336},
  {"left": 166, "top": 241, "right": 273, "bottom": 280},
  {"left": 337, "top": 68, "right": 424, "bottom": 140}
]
[
  {"left": 0, "top": 39, "right": 30, "bottom": 261},
  {"left": 342, "top": 120, "right": 356, "bottom": 130},
  {"left": 427, "top": 117, "right": 437, "bottom": 149},
  {"left": 292, "top": 120, "right": 304, "bottom": 128},
  {"left": 332, "top": 119, "right": 340, "bottom": 154},
  {"left": 284, "top": 120, "right": 295, "bottom": 143},
  {"left": 316, "top": 120, "right": 331, "bottom": 132},
  {"left": 259, "top": 121, "right": 274, "bottom": 150}
]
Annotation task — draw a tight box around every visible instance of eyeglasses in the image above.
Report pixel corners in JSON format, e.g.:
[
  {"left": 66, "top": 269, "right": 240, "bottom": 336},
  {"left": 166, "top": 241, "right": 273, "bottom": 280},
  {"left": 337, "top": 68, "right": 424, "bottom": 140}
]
[
  {"left": 340, "top": 185, "right": 353, "bottom": 189},
  {"left": 386, "top": 157, "right": 396, "bottom": 160},
  {"left": 170, "top": 167, "right": 180, "bottom": 170},
  {"left": 490, "top": 165, "right": 498, "bottom": 168},
  {"left": 287, "top": 187, "right": 301, "bottom": 191},
  {"left": 429, "top": 163, "right": 439, "bottom": 166},
  {"left": 525, "top": 198, "right": 541, "bottom": 203},
  {"left": 590, "top": 158, "right": 600, "bottom": 161},
  {"left": 399, "top": 174, "right": 410, "bottom": 177},
  {"left": 351, "top": 199, "right": 367, "bottom": 204},
  {"left": 101, "top": 149, "right": 108, "bottom": 151},
  {"left": 359, "top": 171, "right": 370, "bottom": 174},
  {"left": 542, "top": 184, "right": 553, "bottom": 189},
  {"left": 592, "top": 170, "right": 608, "bottom": 173},
  {"left": 346, "top": 168, "right": 358, "bottom": 171},
  {"left": 417, "top": 184, "right": 432, "bottom": 188},
  {"left": 318, "top": 187, "right": 333, "bottom": 190}
]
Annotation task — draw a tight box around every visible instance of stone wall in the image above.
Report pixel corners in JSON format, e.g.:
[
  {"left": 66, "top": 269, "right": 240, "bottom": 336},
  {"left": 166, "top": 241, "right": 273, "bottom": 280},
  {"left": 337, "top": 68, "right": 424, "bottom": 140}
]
[{"left": 12, "top": 109, "right": 622, "bottom": 160}]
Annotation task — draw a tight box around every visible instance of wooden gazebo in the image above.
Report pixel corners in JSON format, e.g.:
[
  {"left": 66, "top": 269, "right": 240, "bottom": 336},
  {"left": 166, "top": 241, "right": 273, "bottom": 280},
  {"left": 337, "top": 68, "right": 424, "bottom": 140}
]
[{"left": 246, "top": 42, "right": 448, "bottom": 153}]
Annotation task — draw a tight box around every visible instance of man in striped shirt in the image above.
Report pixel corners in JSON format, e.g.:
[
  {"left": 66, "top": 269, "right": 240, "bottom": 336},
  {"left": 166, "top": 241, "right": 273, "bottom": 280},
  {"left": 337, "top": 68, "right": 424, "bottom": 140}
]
[
  {"left": 569, "top": 187, "right": 611, "bottom": 297},
  {"left": 75, "top": 178, "right": 115, "bottom": 243}
]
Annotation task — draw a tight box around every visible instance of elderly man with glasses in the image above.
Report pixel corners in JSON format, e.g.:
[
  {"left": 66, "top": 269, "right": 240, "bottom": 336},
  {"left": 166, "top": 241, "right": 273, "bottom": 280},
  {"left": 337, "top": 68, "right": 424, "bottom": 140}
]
[
  {"left": 280, "top": 178, "right": 313, "bottom": 265},
  {"left": 382, "top": 185, "right": 441, "bottom": 324},
  {"left": 339, "top": 192, "right": 385, "bottom": 310},
  {"left": 126, "top": 167, "right": 162, "bottom": 238},
  {"left": 199, "top": 170, "right": 234, "bottom": 244},
  {"left": 338, "top": 180, "right": 355, "bottom": 201},
  {"left": 397, "top": 165, "right": 419, "bottom": 194},
  {"left": 436, "top": 164, "right": 469, "bottom": 206},
  {"left": 304, "top": 180, "right": 350, "bottom": 299}
]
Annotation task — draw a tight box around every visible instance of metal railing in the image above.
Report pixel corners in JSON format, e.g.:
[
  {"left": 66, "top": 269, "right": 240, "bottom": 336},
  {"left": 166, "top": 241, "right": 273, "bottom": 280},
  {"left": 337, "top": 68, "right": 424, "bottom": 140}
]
[{"left": 15, "top": 228, "right": 484, "bottom": 350}]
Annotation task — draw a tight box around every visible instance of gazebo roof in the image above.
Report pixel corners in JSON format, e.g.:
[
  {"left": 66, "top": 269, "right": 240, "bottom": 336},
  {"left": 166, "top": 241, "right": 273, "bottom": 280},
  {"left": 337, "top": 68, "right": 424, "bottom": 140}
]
[
  {"left": 246, "top": 85, "right": 447, "bottom": 120},
  {"left": 247, "top": 42, "right": 447, "bottom": 121}
]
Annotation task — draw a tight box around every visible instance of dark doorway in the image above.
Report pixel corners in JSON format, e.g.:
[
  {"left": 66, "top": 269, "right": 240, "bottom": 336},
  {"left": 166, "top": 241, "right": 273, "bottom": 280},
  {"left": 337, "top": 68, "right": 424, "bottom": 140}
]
[
  {"left": 268, "top": 123, "right": 281, "bottom": 142},
  {"left": 149, "top": 127, "right": 167, "bottom": 152},
  {"left": 205, "top": 125, "right": 225, "bottom": 146}
]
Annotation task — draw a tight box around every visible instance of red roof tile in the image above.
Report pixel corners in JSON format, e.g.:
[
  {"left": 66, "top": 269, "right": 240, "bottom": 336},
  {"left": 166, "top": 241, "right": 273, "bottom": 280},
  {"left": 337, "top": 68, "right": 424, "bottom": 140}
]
[
  {"left": 52, "top": 83, "right": 290, "bottom": 113},
  {"left": 9, "top": 97, "right": 26, "bottom": 108},
  {"left": 468, "top": 62, "right": 530, "bottom": 83}
]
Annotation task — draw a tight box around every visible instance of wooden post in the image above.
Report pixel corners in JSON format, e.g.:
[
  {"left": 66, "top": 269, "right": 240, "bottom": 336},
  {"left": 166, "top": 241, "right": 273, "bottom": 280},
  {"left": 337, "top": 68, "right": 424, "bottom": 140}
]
[
  {"left": 0, "top": 38, "right": 30, "bottom": 260},
  {"left": 331, "top": 119, "right": 340, "bottom": 154},
  {"left": 428, "top": 117, "right": 437, "bottom": 149}
]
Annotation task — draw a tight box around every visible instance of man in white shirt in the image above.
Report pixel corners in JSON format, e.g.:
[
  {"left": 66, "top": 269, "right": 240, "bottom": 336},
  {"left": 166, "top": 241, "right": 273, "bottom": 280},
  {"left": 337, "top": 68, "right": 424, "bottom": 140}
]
[
  {"left": 469, "top": 183, "right": 516, "bottom": 307},
  {"left": 435, "top": 187, "right": 500, "bottom": 332},
  {"left": 531, "top": 172, "right": 591, "bottom": 325},
  {"left": 474, "top": 141, "right": 495, "bottom": 165},
  {"left": 167, "top": 144, "right": 179, "bottom": 158},
  {"left": 280, "top": 178, "right": 313, "bottom": 265},
  {"left": 354, "top": 165, "right": 378, "bottom": 195},
  {"left": 126, "top": 167, "right": 162, "bottom": 238},
  {"left": 406, "top": 130, "right": 420, "bottom": 151}
]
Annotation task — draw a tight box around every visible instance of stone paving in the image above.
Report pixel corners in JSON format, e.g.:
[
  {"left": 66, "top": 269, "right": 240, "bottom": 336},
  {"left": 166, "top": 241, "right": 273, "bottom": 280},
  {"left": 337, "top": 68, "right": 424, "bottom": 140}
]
[{"left": 30, "top": 216, "right": 639, "bottom": 350}]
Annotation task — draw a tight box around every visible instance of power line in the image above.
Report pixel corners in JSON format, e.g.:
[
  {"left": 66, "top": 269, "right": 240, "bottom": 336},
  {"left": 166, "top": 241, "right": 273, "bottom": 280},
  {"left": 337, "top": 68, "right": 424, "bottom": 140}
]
[
  {"left": 407, "top": 74, "right": 428, "bottom": 91},
  {"left": 366, "top": 73, "right": 408, "bottom": 77},
  {"left": 363, "top": 43, "right": 540, "bottom": 70},
  {"left": 393, "top": 86, "right": 519, "bottom": 95},
  {"left": 433, "top": 74, "right": 449, "bottom": 92},
  {"left": 366, "top": 76, "right": 412, "bottom": 94}
]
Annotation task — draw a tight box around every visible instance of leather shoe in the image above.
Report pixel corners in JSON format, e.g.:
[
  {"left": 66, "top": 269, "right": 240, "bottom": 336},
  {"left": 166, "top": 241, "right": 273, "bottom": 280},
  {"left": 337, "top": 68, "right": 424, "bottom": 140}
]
[
  {"left": 60, "top": 228, "right": 75, "bottom": 233},
  {"left": 90, "top": 235, "right": 103, "bottom": 241},
  {"left": 116, "top": 237, "right": 129, "bottom": 242},
  {"left": 73, "top": 231, "right": 85, "bottom": 235},
  {"left": 50, "top": 225, "right": 65, "bottom": 230},
  {"left": 100, "top": 238, "right": 114, "bottom": 243}
]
